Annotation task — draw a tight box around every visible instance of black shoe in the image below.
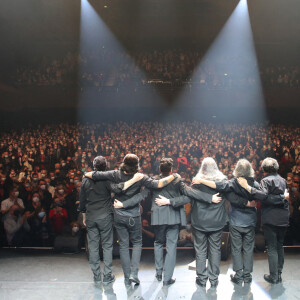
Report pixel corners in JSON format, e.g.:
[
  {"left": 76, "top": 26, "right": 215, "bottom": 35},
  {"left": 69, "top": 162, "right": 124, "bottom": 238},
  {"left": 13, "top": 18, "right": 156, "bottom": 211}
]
[
  {"left": 103, "top": 274, "right": 115, "bottom": 285},
  {"left": 278, "top": 273, "right": 282, "bottom": 283},
  {"left": 195, "top": 278, "right": 206, "bottom": 287},
  {"left": 264, "top": 274, "right": 279, "bottom": 284},
  {"left": 163, "top": 278, "right": 176, "bottom": 286},
  {"left": 124, "top": 278, "right": 131, "bottom": 287},
  {"left": 129, "top": 275, "right": 140, "bottom": 285},
  {"left": 94, "top": 275, "right": 102, "bottom": 285},
  {"left": 156, "top": 274, "right": 162, "bottom": 281},
  {"left": 230, "top": 274, "right": 243, "bottom": 285}
]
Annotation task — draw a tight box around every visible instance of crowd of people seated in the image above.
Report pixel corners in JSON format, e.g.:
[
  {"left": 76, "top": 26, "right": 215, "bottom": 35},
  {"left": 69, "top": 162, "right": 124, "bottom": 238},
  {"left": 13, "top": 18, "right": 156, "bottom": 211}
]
[
  {"left": 0, "top": 122, "right": 299, "bottom": 247},
  {"left": 10, "top": 49, "right": 300, "bottom": 88}
]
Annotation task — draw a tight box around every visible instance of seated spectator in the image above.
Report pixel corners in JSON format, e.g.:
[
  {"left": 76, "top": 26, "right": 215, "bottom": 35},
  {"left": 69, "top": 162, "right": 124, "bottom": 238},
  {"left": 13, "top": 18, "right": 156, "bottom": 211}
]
[
  {"left": 53, "top": 184, "right": 67, "bottom": 208},
  {"left": 142, "top": 219, "right": 155, "bottom": 247},
  {"left": 178, "top": 223, "right": 194, "bottom": 247},
  {"left": 26, "top": 202, "right": 51, "bottom": 246},
  {"left": 3, "top": 205, "right": 30, "bottom": 246},
  {"left": 38, "top": 179, "right": 53, "bottom": 213},
  {"left": 49, "top": 198, "right": 68, "bottom": 235},
  {"left": 1, "top": 185, "right": 24, "bottom": 217},
  {"left": 65, "top": 181, "right": 81, "bottom": 222},
  {"left": 71, "top": 221, "right": 80, "bottom": 237}
]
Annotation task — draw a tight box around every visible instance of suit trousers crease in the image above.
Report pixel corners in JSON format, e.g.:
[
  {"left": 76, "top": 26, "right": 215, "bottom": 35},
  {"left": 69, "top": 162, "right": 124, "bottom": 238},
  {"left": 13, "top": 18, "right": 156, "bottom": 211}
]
[
  {"left": 86, "top": 214, "right": 114, "bottom": 279},
  {"left": 192, "top": 227, "right": 222, "bottom": 285},
  {"left": 114, "top": 214, "right": 142, "bottom": 279},
  {"left": 229, "top": 225, "right": 255, "bottom": 280},
  {"left": 153, "top": 224, "right": 180, "bottom": 282},
  {"left": 263, "top": 224, "right": 286, "bottom": 280}
]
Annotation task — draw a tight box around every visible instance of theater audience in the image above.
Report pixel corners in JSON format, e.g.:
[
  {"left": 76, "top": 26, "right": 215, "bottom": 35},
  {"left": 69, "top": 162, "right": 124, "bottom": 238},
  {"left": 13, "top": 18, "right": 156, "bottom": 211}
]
[{"left": 0, "top": 121, "right": 299, "bottom": 246}]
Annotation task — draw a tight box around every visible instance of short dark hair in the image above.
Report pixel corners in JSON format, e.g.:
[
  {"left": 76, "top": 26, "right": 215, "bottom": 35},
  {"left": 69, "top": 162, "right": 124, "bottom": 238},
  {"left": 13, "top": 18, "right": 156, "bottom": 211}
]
[
  {"left": 93, "top": 156, "right": 107, "bottom": 171},
  {"left": 120, "top": 154, "right": 139, "bottom": 174},
  {"left": 160, "top": 158, "right": 173, "bottom": 174},
  {"left": 261, "top": 157, "right": 279, "bottom": 174}
]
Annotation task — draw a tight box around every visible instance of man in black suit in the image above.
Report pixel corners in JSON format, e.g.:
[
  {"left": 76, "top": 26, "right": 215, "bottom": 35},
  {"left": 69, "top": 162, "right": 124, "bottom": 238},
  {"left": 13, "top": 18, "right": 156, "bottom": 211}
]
[
  {"left": 78, "top": 156, "right": 118, "bottom": 285},
  {"left": 114, "top": 158, "right": 215, "bottom": 286},
  {"left": 84, "top": 154, "right": 177, "bottom": 286}
]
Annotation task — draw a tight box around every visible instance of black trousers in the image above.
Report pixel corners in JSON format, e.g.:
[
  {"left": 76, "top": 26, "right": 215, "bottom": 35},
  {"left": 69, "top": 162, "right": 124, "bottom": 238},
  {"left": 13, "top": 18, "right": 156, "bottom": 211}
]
[
  {"left": 86, "top": 214, "right": 113, "bottom": 280},
  {"left": 230, "top": 225, "right": 255, "bottom": 281},
  {"left": 192, "top": 228, "right": 223, "bottom": 285},
  {"left": 263, "top": 224, "right": 287, "bottom": 280},
  {"left": 153, "top": 224, "right": 180, "bottom": 282},
  {"left": 114, "top": 213, "right": 142, "bottom": 279}
]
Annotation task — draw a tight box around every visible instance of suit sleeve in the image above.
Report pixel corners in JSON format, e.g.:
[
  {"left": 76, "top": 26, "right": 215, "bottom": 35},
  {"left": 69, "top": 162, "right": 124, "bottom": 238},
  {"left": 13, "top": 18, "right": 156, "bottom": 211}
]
[
  {"left": 225, "top": 192, "right": 248, "bottom": 208},
  {"left": 179, "top": 182, "right": 212, "bottom": 203},
  {"left": 262, "top": 194, "right": 286, "bottom": 206},
  {"left": 215, "top": 180, "right": 233, "bottom": 192},
  {"left": 169, "top": 195, "right": 191, "bottom": 208},
  {"left": 141, "top": 175, "right": 160, "bottom": 189},
  {"left": 92, "top": 170, "right": 117, "bottom": 182},
  {"left": 250, "top": 178, "right": 269, "bottom": 200},
  {"left": 78, "top": 178, "right": 88, "bottom": 213},
  {"left": 107, "top": 181, "right": 123, "bottom": 194},
  {"left": 122, "top": 188, "right": 151, "bottom": 209}
]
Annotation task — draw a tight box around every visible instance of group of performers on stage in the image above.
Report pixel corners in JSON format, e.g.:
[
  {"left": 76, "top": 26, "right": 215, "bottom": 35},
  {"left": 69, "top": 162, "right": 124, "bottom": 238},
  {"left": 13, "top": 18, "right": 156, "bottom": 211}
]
[{"left": 79, "top": 154, "right": 289, "bottom": 288}]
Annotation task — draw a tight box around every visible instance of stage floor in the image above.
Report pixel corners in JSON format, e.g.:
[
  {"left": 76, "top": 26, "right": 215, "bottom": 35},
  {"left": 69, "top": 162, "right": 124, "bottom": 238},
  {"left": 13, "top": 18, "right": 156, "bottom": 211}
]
[{"left": 0, "top": 248, "right": 299, "bottom": 300}]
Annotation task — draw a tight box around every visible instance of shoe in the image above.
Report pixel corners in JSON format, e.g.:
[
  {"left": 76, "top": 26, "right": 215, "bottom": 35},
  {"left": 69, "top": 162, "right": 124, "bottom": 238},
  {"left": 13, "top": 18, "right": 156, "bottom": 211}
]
[
  {"left": 263, "top": 274, "right": 279, "bottom": 284},
  {"left": 163, "top": 278, "right": 176, "bottom": 286},
  {"left": 210, "top": 281, "right": 218, "bottom": 289},
  {"left": 278, "top": 273, "right": 282, "bottom": 283},
  {"left": 103, "top": 274, "right": 115, "bottom": 285},
  {"left": 195, "top": 278, "right": 206, "bottom": 287},
  {"left": 230, "top": 274, "right": 243, "bottom": 285},
  {"left": 129, "top": 275, "right": 140, "bottom": 285},
  {"left": 243, "top": 278, "right": 252, "bottom": 284},
  {"left": 124, "top": 278, "right": 131, "bottom": 286},
  {"left": 94, "top": 275, "right": 102, "bottom": 285},
  {"left": 156, "top": 274, "right": 162, "bottom": 281}
]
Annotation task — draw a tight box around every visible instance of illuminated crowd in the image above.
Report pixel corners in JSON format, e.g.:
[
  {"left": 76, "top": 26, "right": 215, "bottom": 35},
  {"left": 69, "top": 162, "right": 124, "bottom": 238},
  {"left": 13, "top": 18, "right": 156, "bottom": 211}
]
[
  {"left": 0, "top": 122, "right": 300, "bottom": 247},
  {"left": 10, "top": 49, "right": 300, "bottom": 87}
]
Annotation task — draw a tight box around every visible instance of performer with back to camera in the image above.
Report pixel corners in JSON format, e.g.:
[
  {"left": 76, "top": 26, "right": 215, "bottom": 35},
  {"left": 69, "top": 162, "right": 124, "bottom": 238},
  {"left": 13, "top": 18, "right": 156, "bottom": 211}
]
[
  {"left": 113, "top": 157, "right": 219, "bottom": 286},
  {"left": 78, "top": 155, "right": 126, "bottom": 285},
  {"left": 84, "top": 154, "right": 178, "bottom": 286},
  {"left": 193, "top": 158, "right": 288, "bottom": 285},
  {"left": 155, "top": 157, "right": 255, "bottom": 289},
  {"left": 238, "top": 157, "right": 290, "bottom": 284}
]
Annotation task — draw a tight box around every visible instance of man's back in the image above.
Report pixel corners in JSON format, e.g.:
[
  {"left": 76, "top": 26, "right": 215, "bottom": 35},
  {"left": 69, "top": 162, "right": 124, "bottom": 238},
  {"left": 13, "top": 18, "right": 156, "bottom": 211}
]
[
  {"left": 79, "top": 177, "right": 112, "bottom": 220},
  {"left": 151, "top": 176, "right": 186, "bottom": 226},
  {"left": 260, "top": 174, "right": 289, "bottom": 227}
]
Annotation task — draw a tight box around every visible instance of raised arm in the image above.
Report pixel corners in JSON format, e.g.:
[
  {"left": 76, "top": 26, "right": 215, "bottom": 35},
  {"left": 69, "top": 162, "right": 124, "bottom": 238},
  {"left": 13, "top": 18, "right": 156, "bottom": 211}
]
[
  {"left": 85, "top": 170, "right": 117, "bottom": 182},
  {"left": 192, "top": 177, "right": 217, "bottom": 189},
  {"left": 117, "top": 173, "right": 145, "bottom": 192},
  {"left": 238, "top": 177, "right": 269, "bottom": 201},
  {"left": 141, "top": 174, "right": 177, "bottom": 189}
]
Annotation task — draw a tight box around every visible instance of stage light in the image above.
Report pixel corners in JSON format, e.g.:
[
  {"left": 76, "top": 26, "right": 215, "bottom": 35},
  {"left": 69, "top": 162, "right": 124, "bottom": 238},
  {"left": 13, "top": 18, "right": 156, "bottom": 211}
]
[{"left": 174, "top": 0, "right": 266, "bottom": 123}]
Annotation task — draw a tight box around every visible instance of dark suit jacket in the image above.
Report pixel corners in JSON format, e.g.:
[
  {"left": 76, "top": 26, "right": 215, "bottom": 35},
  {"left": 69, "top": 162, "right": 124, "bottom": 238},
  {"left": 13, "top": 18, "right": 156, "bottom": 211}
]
[{"left": 120, "top": 177, "right": 212, "bottom": 226}]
